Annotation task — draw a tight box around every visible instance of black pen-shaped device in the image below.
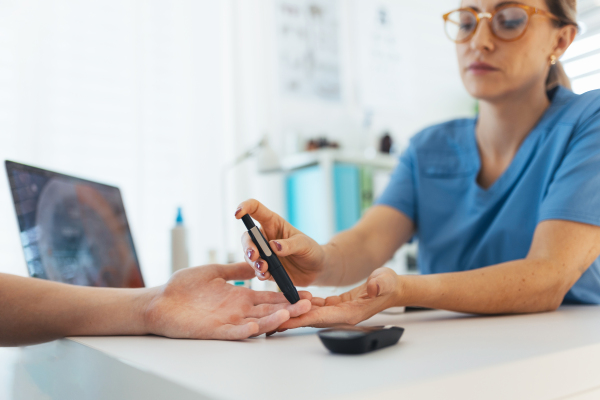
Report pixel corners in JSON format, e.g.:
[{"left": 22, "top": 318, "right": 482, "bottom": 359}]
[{"left": 241, "top": 214, "right": 300, "bottom": 304}]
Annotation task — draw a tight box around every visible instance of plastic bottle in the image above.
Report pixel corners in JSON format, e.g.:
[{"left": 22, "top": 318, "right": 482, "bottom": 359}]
[{"left": 171, "top": 207, "right": 189, "bottom": 274}]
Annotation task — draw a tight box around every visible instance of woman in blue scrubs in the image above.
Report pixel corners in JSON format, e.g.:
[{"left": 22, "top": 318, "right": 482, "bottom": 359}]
[{"left": 238, "top": 0, "right": 600, "bottom": 327}]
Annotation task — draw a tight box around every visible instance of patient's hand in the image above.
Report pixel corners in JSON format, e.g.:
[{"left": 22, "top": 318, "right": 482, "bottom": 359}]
[
  {"left": 278, "top": 268, "right": 400, "bottom": 330},
  {"left": 144, "top": 263, "right": 312, "bottom": 340}
]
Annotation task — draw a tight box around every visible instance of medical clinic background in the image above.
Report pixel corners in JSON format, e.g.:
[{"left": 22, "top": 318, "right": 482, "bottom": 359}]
[{"left": 0, "top": 0, "right": 598, "bottom": 291}]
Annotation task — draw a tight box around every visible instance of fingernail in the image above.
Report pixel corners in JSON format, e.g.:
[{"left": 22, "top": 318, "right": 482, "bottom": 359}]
[
  {"left": 376, "top": 283, "right": 381, "bottom": 296},
  {"left": 260, "top": 272, "right": 266, "bottom": 278},
  {"left": 234, "top": 207, "right": 242, "bottom": 217},
  {"left": 247, "top": 249, "right": 254, "bottom": 260},
  {"left": 255, "top": 261, "right": 262, "bottom": 272},
  {"left": 273, "top": 241, "right": 282, "bottom": 251}
]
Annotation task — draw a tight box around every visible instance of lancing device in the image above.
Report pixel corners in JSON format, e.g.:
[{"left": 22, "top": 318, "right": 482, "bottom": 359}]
[{"left": 241, "top": 214, "right": 300, "bottom": 304}]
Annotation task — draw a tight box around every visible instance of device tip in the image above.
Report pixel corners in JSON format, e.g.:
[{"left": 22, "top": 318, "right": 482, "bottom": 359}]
[
  {"left": 284, "top": 290, "right": 300, "bottom": 304},
  {"left": 241, "top": 214, "right": 255, "bottom": 230}
]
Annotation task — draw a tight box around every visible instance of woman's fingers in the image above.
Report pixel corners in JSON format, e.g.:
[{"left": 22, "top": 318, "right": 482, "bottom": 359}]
[
  {"left": 254, "top": 259, "right": 269, "bottom": 278},
  {"left": 235, "top": 199, "right": 279, "bottom": 227},
  {"left": 268, "top": 234, "right": 310, "bottom": 258},
  {"left": 241, "top": 232, "right": 270, "bottom": 279},
  {"left": 241, "top": 231, "right": 260, "bottom": 266},
  {"left": 366, "top": 267, "right": 398, "bottom": 298},
  {"left": 254, "top": 265, "right": 271, "bottom": 280}
]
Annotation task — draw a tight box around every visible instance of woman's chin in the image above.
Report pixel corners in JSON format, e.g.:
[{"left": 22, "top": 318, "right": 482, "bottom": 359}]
[{"left": 465, "top": 83, "right": 510, "bottom": 103}]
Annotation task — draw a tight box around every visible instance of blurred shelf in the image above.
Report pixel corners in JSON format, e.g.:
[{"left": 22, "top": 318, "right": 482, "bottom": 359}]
[{"left": 280, "top": 149, "right": 397, "bottom": 172}]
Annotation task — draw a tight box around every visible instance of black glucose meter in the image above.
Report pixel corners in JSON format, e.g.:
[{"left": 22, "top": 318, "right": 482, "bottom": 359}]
[{"left": 318, "top": 325, "right": 404, "bottom": 354}]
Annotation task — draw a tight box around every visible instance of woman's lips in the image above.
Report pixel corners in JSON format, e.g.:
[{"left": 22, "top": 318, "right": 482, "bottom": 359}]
[{"left": 468, "top": 62, "right": 500, "bottom": 75}]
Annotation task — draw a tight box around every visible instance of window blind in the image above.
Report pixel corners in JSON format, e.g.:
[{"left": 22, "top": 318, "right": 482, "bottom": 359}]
[{"left": 563, "top": 0, "right": 600, "bottom": 93}]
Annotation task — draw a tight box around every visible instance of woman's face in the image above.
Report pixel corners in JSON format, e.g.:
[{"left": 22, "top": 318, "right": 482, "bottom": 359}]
[{"left": 456, "top": 0, "right": 571, "bottom": 101}]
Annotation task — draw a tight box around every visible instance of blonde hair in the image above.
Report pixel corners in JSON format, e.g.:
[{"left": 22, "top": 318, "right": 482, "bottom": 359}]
[
  {"left": 547, "top": 60, "right": 572, "bottom": 90},
  {"left": 545, "top": 0, "right": 578, "bottom": 91}
]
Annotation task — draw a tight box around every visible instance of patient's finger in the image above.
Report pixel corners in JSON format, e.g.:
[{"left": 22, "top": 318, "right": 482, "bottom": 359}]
[
  {"left": 213, "top": 322, "right": 259, "bottom": 340},
  {"left": 287, "top": 299, "right": 312, "bottom": 317},
  {"left": 215, "top": 263, "right": 256, "bottom": 281},
  {"left": 252, "top": 309, "right": 290, "bottom": 336},
  {"left": 310, "top": 297, "right": 326, "bottom": 307},
  {"left": 247, "top": 299, "right": 311, "bottom": 318},
  {"left": 324, "top": 296, "right": 342, "bottom": 306},
  {"left": 253, "top": 290, "right": 312, "bottom": 305},
  {"left": 277, "top": 307, "right": 353, "bottom": 330}
]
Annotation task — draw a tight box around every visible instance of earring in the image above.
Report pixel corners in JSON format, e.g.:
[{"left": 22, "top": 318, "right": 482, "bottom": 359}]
[{"left": 550, "top": 55, "right": 557, "bottom": 65}]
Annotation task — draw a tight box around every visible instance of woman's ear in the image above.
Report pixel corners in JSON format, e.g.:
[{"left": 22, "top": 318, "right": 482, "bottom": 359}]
[{"left": 553, "top": 25, "right": 578, "bottom": 59}]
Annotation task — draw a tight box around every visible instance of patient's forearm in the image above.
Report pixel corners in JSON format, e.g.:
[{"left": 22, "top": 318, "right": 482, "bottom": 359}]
[
  {"left": 398, "top": 259, "right": 578, "bottom": 314},
  {"left": 0, "top": 273, "right": 153, "bottom": 346}
]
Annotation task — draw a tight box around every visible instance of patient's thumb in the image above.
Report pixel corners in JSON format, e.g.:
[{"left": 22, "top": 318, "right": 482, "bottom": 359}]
[{"left": 366, "top": 268, "right": 397, "bottom": 298}]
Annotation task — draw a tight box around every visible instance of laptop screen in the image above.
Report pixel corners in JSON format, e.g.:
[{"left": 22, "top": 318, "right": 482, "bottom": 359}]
[{"left": 5, "top": 161, "right": 145, "bottom": 288}]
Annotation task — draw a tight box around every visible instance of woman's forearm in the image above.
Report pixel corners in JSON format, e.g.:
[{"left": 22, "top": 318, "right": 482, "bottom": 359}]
[
  {"left": 397, "top": 258, "right": 579, "bottom": 314},
  {"left": 315, "top": 206, "right": 414, "bottom": 287},
  {"left": 315, "top": 207, "right": 414, "bottom": 287},
  {"left": 0, "top": 273, "right": 154, "bottom": 346},
  {"left": 316, "top": 231, "right": 373, "bottom": 286}
]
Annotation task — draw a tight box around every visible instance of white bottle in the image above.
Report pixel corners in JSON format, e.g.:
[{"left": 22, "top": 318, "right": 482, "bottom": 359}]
[{"left": 171, "top": 207, "right": 189, "bottom": 274}]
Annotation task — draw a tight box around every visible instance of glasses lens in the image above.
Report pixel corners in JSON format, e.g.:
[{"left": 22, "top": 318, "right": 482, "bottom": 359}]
[
  {"left": 492, "top": 7, "right": 529, "bottom": 40},
  {"left": 445, "top": 10, "right": 477, "bottom": 42}
]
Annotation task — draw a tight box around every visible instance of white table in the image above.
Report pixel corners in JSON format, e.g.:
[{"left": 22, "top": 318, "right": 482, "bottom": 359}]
[{"left": 5, "top": 305, "right": 600, "bottom": 400}]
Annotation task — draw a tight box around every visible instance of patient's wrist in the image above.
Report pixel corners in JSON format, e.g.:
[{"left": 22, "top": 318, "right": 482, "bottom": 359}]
[{"left": 139, "top": 286, "right": 163, "bottom": 336}]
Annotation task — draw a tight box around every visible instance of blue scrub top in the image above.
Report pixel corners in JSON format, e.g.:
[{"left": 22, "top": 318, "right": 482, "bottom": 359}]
[{"left": 376, "top": 86, "right": 600, "bottom": 304}]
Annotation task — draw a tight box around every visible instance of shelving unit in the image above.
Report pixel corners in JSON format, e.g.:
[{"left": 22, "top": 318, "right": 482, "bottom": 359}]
[{"left": 281, "top": 149, "right": 397, "bottom": 244}]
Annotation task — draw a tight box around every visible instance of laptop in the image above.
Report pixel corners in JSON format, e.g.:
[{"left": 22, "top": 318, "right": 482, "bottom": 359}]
[{"left": 5, "top": 161, "right": 145, "bottom": 288}]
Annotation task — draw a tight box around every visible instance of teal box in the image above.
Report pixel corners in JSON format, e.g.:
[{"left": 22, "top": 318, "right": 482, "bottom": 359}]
[
  {"left": 286, "top": 165, "right": 329, "bottom": 244},
  {"left": 333, "top": 164, "right": 360, "bottom": 232},
  {"left": 286, "top": 163, "right": 361, "bottom": 243}
]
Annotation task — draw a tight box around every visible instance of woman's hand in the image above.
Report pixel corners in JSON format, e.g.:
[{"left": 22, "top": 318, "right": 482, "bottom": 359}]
[
  {"left": 277, "top": 267, "right": 401, "bottom": 329},
  {"left": 144, "top": 263, "right": 312, "bottom": 340},
  {"left": 236, "top": 199, "right": 326, "bottom": 287}
]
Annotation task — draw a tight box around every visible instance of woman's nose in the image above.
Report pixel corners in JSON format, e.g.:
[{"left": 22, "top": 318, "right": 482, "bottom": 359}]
[{"left": 470, "top": 18, "right": 496, "bottom": 53}]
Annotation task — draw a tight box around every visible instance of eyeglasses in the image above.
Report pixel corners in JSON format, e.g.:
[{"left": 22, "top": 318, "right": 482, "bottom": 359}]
[{"left": 443, "top": 4, "right": 567, "bottom": 43}]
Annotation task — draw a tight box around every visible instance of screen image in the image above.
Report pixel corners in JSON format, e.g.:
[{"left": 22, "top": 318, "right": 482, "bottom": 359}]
[{"left": 6, "top": 161, "right": 144, "bottom": 288}]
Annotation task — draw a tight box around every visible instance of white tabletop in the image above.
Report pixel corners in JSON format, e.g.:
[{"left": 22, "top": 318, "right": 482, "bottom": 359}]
[{"left": 9, "top": 305, "right": 600, "bottom": 400}]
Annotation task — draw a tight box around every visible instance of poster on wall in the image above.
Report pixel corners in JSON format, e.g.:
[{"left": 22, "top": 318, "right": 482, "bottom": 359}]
[
  {"left": 354, "top": 1, "right": 405, "bottom": 110},
  {"left": 275, "top": 0, "right": 341, "bottom": 102}
]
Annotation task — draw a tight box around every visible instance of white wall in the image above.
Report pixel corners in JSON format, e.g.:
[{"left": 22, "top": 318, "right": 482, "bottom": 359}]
[
  {"left": 222, "top": 0, "right": 475, "bottom": 256},
  {"left": 229, "top": 0, "right": 474, "bottom": 153},
  {"left": 0, "top": 0, "right": 475, "bottom": 285},
  {"left": 0, "top": 0, "right": 231, "bottom": 286}
]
